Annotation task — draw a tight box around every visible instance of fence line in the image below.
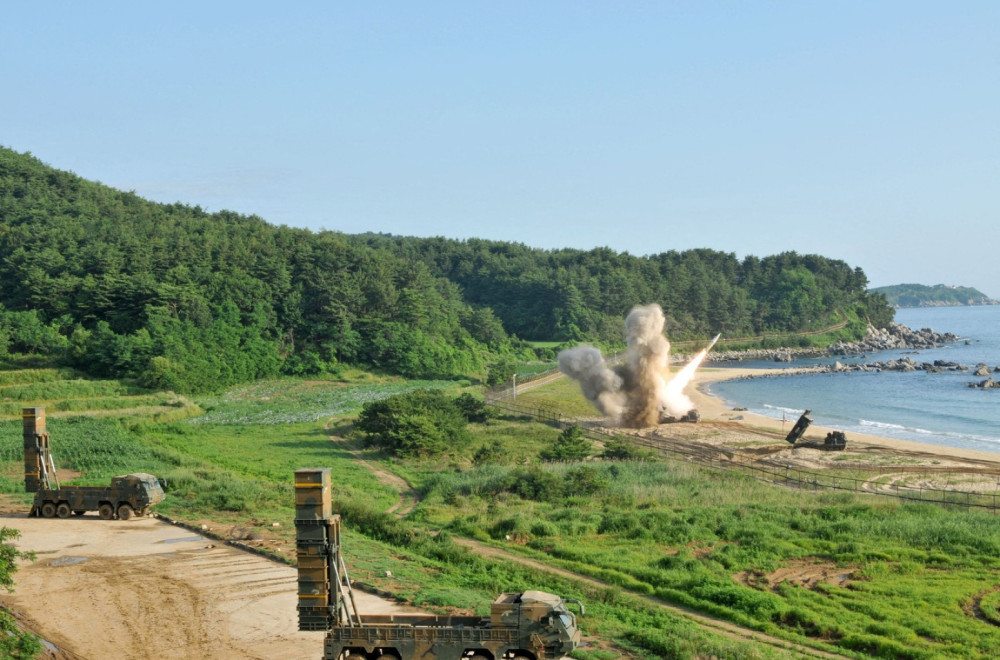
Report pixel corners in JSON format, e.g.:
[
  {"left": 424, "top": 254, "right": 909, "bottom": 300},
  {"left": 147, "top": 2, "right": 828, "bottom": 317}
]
[{"left": 485, "top": 393, "right": 1000, "bottom": 514}]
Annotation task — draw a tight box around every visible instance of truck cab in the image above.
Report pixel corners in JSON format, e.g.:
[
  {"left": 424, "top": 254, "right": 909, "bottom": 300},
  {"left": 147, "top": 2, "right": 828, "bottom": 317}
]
[
  {"left": 492, "top": 590, "right": 583, "bottom": 657},
  {"left": 112, "top": 473, "right": 165, "bottom": 510}
]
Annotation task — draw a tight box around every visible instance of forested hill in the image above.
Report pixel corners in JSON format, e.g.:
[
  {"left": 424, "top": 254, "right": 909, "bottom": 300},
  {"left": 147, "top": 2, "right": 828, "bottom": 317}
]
[
  {"left": 0, "top": 147, "right": 515, "bottom": 391},
  {"left": 0, "top": 147, "right": 892, "bottom": 392},
  {"left": 354, "top": 234, "right": 893, "bottom": 345},
  {"left": 870, "top": 283, "right": 999, "bottom": 308}
]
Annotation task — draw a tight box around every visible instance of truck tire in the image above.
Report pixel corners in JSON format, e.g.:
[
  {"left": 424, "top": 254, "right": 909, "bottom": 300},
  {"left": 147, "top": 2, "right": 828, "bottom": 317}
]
[
  {"left": 56, "top": 503, "right": 72, "bottom": 519},
  {"left": 41, "top": 502, "right": 57, "bottom": 518},
  {"left": 98, "top": 503, "right": 115, "bottom": 520},
  {"left": 345, "top": 654, "right": 366, "bottom": 660},
  {"left": 117, "top": 504, "right": 134, "bottom": 521}
]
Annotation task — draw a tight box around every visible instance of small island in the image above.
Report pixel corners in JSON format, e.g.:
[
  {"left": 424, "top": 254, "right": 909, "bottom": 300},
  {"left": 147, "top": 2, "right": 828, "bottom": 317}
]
[{"left": 870, "top": 283, "right": 999, "bottom": 308}]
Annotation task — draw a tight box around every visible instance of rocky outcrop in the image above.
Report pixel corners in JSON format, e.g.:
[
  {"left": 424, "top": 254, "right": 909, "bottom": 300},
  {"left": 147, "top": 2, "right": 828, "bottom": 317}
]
[
  {"left": 707, "top": 323, "right": 960, "bottom": 364},
  {"left": 827, "top": 323, "right": 959, "bottom": 355},
  {"left": 969, "top": 377, "right": 1000, "bottom": 389},
  {"left": 824, "top": 357, "right": 999, "bottom": 374}
]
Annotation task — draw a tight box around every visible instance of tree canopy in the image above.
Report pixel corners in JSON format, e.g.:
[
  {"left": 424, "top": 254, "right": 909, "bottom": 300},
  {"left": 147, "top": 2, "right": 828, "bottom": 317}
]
[{"left": 1, "top": 147, "right": 893, "bottom": 391}]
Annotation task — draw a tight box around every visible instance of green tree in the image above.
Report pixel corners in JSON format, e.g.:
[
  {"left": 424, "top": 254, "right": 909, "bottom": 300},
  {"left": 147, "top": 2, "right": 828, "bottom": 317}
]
[
  {"left": 356, "top": 390, "right": 470, "bottom": 458},
  {"left": 486, "top": 357, "right": 517, "bottom": 387},
  {"left": 0, "top": 527, "right": 42, "bottom": 657},
  {"left": 473, "top": 439, "right": 509, "bottom": 465},
  {"left": 540, "top": 425, "right": 592, "bottom": 462},
  {"left": 453, "top": 393, "right": 491, "bottom": 423}
]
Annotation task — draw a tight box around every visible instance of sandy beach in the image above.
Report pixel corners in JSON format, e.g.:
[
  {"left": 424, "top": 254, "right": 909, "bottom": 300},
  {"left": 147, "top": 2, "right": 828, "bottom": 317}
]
[{"left": 612, "top": 366, "right": 1000, "bottom": 488}]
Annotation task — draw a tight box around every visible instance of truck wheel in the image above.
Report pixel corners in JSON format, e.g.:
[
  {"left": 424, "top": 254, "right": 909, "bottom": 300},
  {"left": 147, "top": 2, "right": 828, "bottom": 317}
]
[
  {"left": 98, "top": 503, "right": 115, "bottom": 520},
  {"left": 56, "top": 503, "right": 72, "bottom": 519},
  {"left": 41, "top": 502, "right": 57, "bottom": 518},
  {"left": 345, "top": 654, "right": 366, "bottom": 660},
  {"left": 117, "top": 504, "right": 134, "bottom": 521}
]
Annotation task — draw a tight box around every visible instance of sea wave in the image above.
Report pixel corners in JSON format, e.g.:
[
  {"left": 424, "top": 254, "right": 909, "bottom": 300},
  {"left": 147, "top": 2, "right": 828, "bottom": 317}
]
[
  {"left": 859, "top": 419, "right": 907, "bottom": 431},
  {"left": 853, "top": 419, "right": 1000, "bottom": 449},
  {"left": 762, "top": 403, "right": 804, "bottom": 415}
]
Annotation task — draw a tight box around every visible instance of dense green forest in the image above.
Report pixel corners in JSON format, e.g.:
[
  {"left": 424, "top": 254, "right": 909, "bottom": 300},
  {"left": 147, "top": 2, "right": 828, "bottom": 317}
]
[
  {"left": 871, "top": 283, "right": 999, "bottom": 308},
  {"left": 0, "top": 147, "right": 892, "bottom": 392},
  {"left": 355, "top": 234, "right": 893, "bottom": 344}
]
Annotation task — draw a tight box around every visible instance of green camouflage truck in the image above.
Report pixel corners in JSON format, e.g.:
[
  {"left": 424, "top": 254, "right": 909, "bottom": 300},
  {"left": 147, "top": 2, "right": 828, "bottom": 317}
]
[
  {"left": 23, "top": 407, "right": 165, "bottom": 520},
  {"left": 294, "top": 468, "right": 584, "bottom": 660}
]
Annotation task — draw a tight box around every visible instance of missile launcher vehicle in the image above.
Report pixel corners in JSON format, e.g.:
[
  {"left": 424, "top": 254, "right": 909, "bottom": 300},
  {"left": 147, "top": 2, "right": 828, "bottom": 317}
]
[
  {"left": 294, "top": 467, "right": 584, "bottom": 660},
  {"left": 23, "top": 407, "right": 164, "bottom": 519}
]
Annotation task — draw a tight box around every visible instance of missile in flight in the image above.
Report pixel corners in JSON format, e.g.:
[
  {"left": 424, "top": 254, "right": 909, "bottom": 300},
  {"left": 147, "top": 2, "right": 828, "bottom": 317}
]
[{"left": 706, "top": 333, "right": 721, "bottom": 352}]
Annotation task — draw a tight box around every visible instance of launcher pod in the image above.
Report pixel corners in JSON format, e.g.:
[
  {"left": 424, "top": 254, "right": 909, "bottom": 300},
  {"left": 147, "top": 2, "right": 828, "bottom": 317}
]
[
  {"left": 22, "top": 407, "right": 165, "bottom": 520},
  {"left": 294, "top": 467, "right": 584, "bottom": 660}
]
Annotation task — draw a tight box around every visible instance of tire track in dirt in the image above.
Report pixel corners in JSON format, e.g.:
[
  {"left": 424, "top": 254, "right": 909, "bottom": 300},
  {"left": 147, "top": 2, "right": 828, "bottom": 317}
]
[
  {"left": 324, "top": 419, "right": 419, "bottom": 517},
  {"left": 0, "top": 515, "right": 326, "bottom": 660}
]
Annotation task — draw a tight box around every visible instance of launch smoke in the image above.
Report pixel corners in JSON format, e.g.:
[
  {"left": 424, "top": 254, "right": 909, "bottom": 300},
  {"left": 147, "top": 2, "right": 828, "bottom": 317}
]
[{"left": 558, "top": 304, "right": 714, "bottom": 428}]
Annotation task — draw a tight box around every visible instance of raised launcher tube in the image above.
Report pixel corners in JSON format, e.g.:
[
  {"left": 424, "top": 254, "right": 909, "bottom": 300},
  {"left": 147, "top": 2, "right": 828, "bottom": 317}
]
[
  {"left": 295, "top": 468, "right": 359, "bottom": 632},
  {"left": 785, "top": 409, "right": 813, "bottom": 445},
  {"left": 23, "top": 407, "right": 56, "bottom": 492}
]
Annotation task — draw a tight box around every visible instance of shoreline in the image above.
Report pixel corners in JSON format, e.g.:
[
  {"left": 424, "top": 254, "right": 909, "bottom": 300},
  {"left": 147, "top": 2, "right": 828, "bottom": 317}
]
[{"left": 689, "top": 366, "right": 1000, "bottom": 468}]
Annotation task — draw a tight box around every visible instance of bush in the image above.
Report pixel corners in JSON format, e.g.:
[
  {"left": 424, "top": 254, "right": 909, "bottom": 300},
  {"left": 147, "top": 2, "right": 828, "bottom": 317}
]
[
  {"left": 540, "top": 425, "right": 592, "bottom": 462},
  {"left": 473, "top": 440, "right": 508, "bottom": 465},
  {"left": 601, "top": 438, "right": 656, "bottom": 461},
  {"left": 454, "top": 393, "right": 492, "bottom": 423},
  {"left": 564, "top": 466, "right": 609, "bottom": 495},
  {"left": 356, "top": 389, "right": 470, "bottom": 458}
]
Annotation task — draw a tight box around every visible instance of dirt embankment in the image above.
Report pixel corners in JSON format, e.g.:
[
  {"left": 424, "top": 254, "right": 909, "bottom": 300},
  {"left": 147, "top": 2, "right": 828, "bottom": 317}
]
[{"left": 0, "top": 513, "right": 416, "bottom": 660}]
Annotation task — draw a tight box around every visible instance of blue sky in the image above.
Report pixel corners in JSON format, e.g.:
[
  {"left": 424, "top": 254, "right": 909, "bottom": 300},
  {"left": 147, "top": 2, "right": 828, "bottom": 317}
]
[{"left": 3, "top": 2, "right": 998, "bottom": 296}]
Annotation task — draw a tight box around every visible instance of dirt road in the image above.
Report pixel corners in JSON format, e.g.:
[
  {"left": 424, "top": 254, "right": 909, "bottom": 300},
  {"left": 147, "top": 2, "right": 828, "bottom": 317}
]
[{"left": 0, "top": 513, "right": 415, "bottom": 660}]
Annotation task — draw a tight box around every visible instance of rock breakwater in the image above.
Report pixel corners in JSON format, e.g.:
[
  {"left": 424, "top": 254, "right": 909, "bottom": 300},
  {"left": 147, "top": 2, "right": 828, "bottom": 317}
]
[{"left": 707, "top": 323, "right": 960, "bottom": 364}]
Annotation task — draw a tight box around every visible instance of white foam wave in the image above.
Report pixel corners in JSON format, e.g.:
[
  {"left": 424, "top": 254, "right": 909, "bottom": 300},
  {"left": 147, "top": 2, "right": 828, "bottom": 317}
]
[
  {"left": 859, "top": 419, "right": 906, "bottom": 431},
  {"left": 853, "top": 419, "right": 1000, "bottom": 449},
  {"left": 763, "top": 403, "right": 802, "bottom": 415}
]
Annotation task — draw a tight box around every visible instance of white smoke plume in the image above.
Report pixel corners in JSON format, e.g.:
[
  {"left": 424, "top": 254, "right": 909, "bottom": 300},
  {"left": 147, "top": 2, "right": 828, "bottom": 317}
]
[{"left": 558, "top": 303, "right": 711, "bottom": 428}]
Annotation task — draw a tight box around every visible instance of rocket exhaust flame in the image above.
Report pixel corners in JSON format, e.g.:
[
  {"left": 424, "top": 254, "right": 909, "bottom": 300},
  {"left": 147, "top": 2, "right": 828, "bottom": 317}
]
[{"left": 558, "top": 305, "right": 718, "bottom": 428}]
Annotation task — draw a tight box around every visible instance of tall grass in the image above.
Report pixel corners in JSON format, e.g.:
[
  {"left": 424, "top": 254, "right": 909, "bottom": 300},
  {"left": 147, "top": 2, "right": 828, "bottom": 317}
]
[
  {"left": 0, "top": 368, "right": 79, "bottom": 385},
  {"left": 190, "top": 378, "right": 462, "bottom": 424},
  {"left": 0, "top": 379, "right": 147, "bottom": 401},
  {"left": 419, "top": 460, "right": 1000, "bottom": 658}
]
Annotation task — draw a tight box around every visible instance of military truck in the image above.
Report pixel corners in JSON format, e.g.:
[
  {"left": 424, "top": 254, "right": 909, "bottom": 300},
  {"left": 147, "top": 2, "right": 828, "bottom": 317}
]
[
  {"left": 294, "top": 468, "right": 584, "bottom": 660},
  {"left": 22, "top": 407, "right": 165, "bottom": 519}
]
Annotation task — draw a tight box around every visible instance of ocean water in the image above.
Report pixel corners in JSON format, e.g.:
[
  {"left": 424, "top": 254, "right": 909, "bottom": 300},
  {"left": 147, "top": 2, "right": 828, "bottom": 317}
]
[{"left": 707, "top": 305, "right": 1000, "bottom": 454}]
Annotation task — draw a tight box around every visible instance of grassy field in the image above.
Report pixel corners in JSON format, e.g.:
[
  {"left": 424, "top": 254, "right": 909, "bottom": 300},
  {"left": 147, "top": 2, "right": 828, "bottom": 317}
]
[
  {"left": 4, "top": 367, "right": 1000, "bottom": 658},
  {"left": 418, "top": 459, "right": 1000, "bottom": 658}
]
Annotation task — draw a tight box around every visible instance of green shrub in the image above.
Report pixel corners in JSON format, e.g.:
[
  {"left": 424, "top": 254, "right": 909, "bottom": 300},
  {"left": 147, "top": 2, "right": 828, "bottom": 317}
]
[
  {"left": 473, "top": 440, "right": 508, "bottom": 465},
  {"left": 454, "top": 393, "right": 491, "bottom": 423},
  {"left": 357, "top": 389, "right": 470, "bottom": 457},
  {"left": 601, "top": 438, "right": 657, "bottom": 461},
  {"left": 540, "top": 425, "right": 592, "bottom": 461}
]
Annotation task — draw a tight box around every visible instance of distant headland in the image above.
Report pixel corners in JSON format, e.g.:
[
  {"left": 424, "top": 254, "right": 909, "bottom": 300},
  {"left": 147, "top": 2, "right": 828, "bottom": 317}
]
[{"left": 870, "top": 283, "right": 999, "bottom": 308}]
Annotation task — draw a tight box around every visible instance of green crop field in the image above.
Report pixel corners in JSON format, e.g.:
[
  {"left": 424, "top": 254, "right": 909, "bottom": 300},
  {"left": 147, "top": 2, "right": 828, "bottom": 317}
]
[{"left": 4, "top": 367, "right": 1000, "bottom": 659}]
